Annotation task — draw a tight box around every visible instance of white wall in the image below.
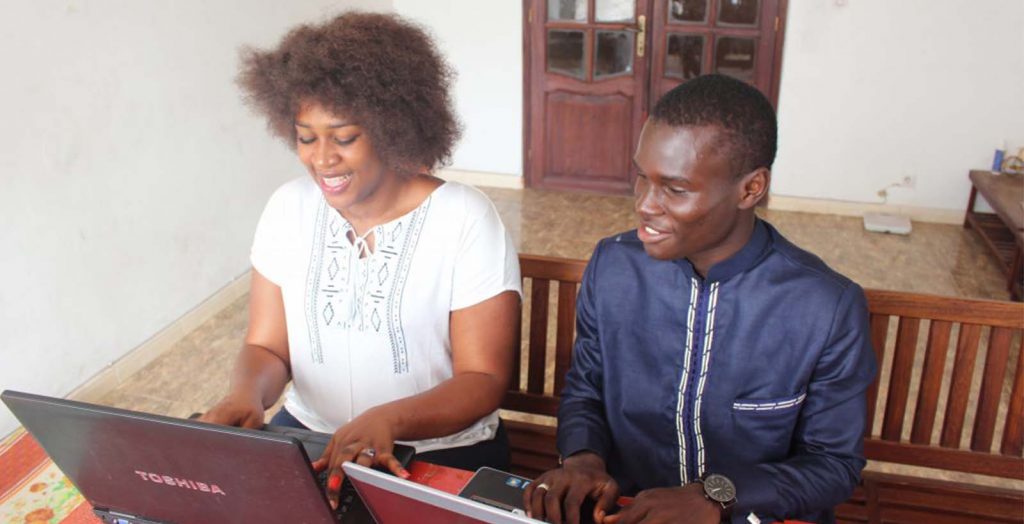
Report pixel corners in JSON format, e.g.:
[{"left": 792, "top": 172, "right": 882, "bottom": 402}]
[
  {"left": 393, "top": 0, "right": 523, "bottom": 175},
  {"left": 0, "top": 0, "right": 390, "bottom": 436},
  {"left": 771, "top": 0, "right": 1024, "bottom": 210}
]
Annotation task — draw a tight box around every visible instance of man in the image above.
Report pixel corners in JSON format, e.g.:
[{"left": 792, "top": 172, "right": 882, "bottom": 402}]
[{"left": 525, "top": 75, "right": 877, "bottom": 524}]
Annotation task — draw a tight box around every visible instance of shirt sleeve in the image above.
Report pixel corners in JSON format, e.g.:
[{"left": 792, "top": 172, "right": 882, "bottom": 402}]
[
  {"left": 449, "top": 190, "right": 522, "bottom": 311},
  {"left": 556, "top": 240, "right": 613, "bottom": 460},
  {"left": 250, "top": 184, "right": 292, "bottom": 286},
  {"left": 727, "top": 282, "right": 878, "bottom": 521}
]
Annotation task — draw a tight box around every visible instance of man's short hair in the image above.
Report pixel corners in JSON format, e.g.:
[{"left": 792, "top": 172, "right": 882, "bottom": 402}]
[{"left": 650, "top": 74, "right": 777, "bottom": 176}]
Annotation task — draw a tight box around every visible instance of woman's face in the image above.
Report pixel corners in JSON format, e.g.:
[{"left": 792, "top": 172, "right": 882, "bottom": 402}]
[{"left": 294, "top": 102, "right": 391, "bottom": 212}]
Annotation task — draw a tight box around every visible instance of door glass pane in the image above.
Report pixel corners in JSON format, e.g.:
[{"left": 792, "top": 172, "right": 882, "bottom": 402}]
[
  {"left": 665, "top": 34, "right": 704, "bottom": 80},
  {"left": 548, "top": 0, "right": 587, "bottom": 22},
  {"left": 596, "top": 0, "right": 635, "bottom": 22},
  {"left": 714, "top": 36, "right": 756, "bottom": 82},
  {"left": 669, "top": 0, "right": 708, "bottom": 23},
  {"left": 548, "top": 30, "right": 586, "bottom": 80},
  {"left": 595, "top": 31, "right": 634, "bottom": 78},
  {"left": 717, "top": 0, "right": 759, "bottom": 26}
]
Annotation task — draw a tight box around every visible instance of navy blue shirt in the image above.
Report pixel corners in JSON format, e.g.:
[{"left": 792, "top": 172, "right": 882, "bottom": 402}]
[{"left": 557, "top": 220, "right": 877, "bottom": 523}]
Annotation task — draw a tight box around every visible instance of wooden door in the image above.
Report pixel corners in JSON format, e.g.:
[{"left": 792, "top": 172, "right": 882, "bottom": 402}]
[
  {"left": 525, "top": 0, "right": 652, "bottom": 194},
  {"left": 650, "top": 0, "right": 786, "bottom": 103},
  {"left": 525, "top": 0, "right": 786, "bottom": 195}
]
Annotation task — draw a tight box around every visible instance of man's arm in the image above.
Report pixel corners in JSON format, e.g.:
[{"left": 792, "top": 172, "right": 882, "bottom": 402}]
[
  {"left": 526, "top": 244, "right": 621, "bottom": 524},
  {"left": 727, "top": 283, "right": 877, "bottom": 519},
  {"left": 557, "top": 244, "right": 612, "bottom": 461}
]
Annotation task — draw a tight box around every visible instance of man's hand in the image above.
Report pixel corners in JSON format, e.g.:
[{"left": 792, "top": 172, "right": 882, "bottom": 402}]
[
  {"left": 198, "top": 393, "right": 264, "bottom": 429},
  {"left": 604, "top": 484, "right": 722, "bottom": 524},
  {"left": 311, "top": 407, "right": 410, "bottom": 510},
  {"left": 523, "top": 452, "right": 619, "bottom": 524}
]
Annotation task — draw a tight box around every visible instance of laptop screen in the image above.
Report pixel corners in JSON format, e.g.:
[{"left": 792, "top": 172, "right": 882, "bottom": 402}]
[
  {"left": 344, "top": 462, "right": 539, "bottom": 524},
  {"left": 2, "top": 391, "right": 337, "bottom": 524}
]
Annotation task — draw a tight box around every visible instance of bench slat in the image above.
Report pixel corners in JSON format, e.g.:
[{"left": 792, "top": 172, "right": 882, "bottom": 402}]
[
  {"left": 519, "top": 255, "right": 587, "bottom": 282},
  {"left": 504, "top": 391, "right": 559, "bottom": 417},
  {"left": 865, "top": 313, "right": 890, "bottom": 435},
  {"left": 554, "top": 281, "right": 576, "bottom": 396},
  {"left": 971, "top": 326, "right": 1013, "bottom": 452},
  {"left": 941, "top": 323, "right": 982, "bottom": 448},
  {"left": 527, "top": 278, "right": 550, "bottom": 394},
  {"left": 911, "top": 320, "right": 951, "bottom": 445},
  {"left": 866, "top": 290, "right": 1024, "bottom": 328},
  {"left": 864, "top": 438, "right": 1023, "bottom": 479},
  {"left": 882, "top": 317, "right": 920, "bottom": 441},
  {"left": 511, "top": 279, "right": 523, "bottom": 391},
  {"left": 1002, "top": 343, "right": 1024, "bottom": 456}
]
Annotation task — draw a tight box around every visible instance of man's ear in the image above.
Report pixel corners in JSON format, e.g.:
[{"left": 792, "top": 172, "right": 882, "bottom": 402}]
[{"left": 737, "top": 167, "right": 770, "bottom": 210}]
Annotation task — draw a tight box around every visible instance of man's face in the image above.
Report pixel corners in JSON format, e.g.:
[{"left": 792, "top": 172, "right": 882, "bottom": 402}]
[{"left": 633, "top": 121, "right": 753, "bottom": 272}]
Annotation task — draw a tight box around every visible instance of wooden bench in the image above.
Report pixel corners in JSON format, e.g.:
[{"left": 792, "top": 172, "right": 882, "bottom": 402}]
[{"left": 501, "top": 254, "right": 1024, "bottom": 523}]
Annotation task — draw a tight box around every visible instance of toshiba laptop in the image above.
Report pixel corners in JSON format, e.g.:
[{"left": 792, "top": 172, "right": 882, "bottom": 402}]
[
  {"left": 343, "top": 462, "right": 541, "bottom": 524},
  {"left": 2, "top": 390, "right": 413, "bottom": 524}
]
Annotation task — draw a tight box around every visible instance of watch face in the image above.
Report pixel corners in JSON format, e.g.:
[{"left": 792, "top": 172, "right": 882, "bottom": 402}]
[{"left": 703, "top": 474, "right": 736, "bottom": 503}]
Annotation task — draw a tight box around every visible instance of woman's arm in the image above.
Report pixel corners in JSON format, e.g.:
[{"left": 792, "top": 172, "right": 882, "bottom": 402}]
[
  {"left": 200, "top": 269, "right": 291, "bottom": 428},
  {"left": 378, "top": 289, "right": 520, "bottom": 439},
  {"left": 315, "top": 289, "right": 519, "bottom": 508}
]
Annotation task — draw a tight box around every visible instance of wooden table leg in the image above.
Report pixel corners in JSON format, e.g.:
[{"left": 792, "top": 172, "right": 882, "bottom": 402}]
[
  {"left": 964, "top": 185, "right": 978, "bottom": 229},
  {"left": 1009, "top": 245, "right": 1023, "bottom": 301}
]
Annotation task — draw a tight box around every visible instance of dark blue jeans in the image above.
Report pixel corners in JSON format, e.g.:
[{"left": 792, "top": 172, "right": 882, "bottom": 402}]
[{"left": 270, "top": 407, "right": 511, "bottom": 472}]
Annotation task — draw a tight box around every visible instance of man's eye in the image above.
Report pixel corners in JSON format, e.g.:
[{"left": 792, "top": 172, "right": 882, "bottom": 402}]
[
  {"left": 297, "top": 136, "right": 315, "bottom": 145},
  {"left": 667, "top": 186, "right": 687, "bottom": 195}
]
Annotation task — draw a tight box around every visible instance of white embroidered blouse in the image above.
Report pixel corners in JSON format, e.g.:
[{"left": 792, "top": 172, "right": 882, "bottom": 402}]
[{"left": 250, "top": 177, "right": 521, "bottom": 452}]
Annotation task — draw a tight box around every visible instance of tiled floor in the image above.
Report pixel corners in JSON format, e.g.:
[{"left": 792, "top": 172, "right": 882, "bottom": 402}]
[{"left": 96, "top": 186, "right": 1019, "bottom": 490}]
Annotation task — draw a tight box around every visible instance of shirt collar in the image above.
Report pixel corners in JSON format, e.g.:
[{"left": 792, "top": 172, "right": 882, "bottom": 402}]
[{"left": 674, "top": 218, "right": 772, "bottom": 283}]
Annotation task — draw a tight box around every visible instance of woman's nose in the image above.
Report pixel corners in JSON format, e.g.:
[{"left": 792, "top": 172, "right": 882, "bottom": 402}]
[{"left": 314, "top": 143, "right": 338, "bottom": 168}]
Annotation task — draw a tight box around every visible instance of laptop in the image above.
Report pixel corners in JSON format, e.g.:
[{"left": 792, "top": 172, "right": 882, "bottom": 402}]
[
  {"left": 1, "top": 390, "right": 413, "bottom": 524},
  {"left": 344, "top": 462, "right": 540, "bottom": 523},
  {"left": 456, "top": 467, "right": 610, "bottom": 524}
]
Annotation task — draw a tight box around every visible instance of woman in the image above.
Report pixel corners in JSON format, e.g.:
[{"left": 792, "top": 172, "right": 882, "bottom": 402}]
[{"left": 199, "top": 12, "right": 521, "bottom": 510}]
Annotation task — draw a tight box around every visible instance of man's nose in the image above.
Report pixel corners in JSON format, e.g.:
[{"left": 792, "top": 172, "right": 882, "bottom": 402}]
[{"left": 635, "top": 183, "right": 660, "bottom": 217}]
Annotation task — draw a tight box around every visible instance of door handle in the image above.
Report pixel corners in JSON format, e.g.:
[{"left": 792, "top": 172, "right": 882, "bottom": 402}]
[
  {"left": 624, "top": 15, "right": 646, "bottom": 57},
  {"left": 636, "top": 15, "right": 646, "bottom": 57}
]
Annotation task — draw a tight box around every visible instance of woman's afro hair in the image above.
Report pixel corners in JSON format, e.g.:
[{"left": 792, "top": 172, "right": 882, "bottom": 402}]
[{"left": 237, "top": 11, "right": 461, "bottom": 173}]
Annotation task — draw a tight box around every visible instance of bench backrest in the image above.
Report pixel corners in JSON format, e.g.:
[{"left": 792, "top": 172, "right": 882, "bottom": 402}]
[
  {"left": 505, "top": 255, "right": 587, "bottom": 417},
  {"left": 504, "top": 254, "right": 1024, "bottom": 480},
  {"left": 864, "top": 290, "right": 1024, "bottom": 479}
]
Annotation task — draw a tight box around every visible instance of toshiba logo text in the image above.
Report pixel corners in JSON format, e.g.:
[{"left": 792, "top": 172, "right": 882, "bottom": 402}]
[{"left": 133, "top": 470, "right": 227, "bottom": 495}]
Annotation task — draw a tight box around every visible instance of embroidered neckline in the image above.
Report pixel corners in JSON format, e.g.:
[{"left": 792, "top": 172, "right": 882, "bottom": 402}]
[{"left": 326, "top": 181, "right": 448, "bottom": 257}]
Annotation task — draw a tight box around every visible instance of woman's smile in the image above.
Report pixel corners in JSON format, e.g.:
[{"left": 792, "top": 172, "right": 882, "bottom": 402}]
[{"left": 319, "top": 173, "right": 353, "bottom": 194}]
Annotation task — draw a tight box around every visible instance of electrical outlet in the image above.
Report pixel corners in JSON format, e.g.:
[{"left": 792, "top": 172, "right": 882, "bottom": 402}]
[{"left": 900, "top": 175, "right": 916, "bottom": 189}]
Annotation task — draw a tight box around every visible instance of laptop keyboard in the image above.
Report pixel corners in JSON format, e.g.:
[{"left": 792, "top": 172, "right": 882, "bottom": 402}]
[
  {"left": 263, "top": 425, "right": 372, "bottom": 522},
  {"left": 316, "top": 469, "right": 361, "bottom": 517},
  {"left": 262, "top": 424, "right": 416, "bottom": 523}
]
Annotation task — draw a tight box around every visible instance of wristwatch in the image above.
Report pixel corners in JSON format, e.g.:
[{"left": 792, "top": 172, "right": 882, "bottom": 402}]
[{"left": 699, "top": 472, "right": 737, "bottom": 516}]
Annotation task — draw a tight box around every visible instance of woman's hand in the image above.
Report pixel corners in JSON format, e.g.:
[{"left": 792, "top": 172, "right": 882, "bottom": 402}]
[
  {"left": 198, "top": 392, "right": 265, "bottom": 429},
  {"left": 311, "top": 407, "right": 411, "bottom": 509},
  {"left": 200, "top": 271, "right": 290, "bottom": 430}
]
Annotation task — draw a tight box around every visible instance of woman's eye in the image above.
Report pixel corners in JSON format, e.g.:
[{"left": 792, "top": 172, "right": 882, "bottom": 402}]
[
  {"left": 297, "top": 136, "right": 315, "bottom": 145},
  {"left": 334, "top": 135, "right": 359, "bottom": 146}
]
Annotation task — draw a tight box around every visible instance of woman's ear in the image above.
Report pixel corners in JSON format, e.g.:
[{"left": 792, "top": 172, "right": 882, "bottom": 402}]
[{"left": 737, "top": 167, "right": 771, "bottom": 210}]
